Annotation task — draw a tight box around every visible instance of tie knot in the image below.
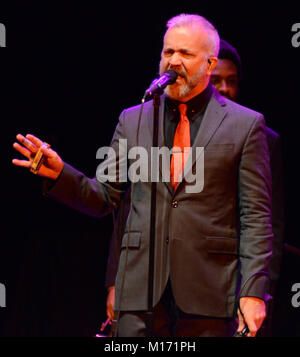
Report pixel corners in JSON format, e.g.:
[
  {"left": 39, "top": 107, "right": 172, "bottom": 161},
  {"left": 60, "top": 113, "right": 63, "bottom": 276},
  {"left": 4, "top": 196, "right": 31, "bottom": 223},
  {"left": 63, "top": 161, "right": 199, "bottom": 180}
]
[{"left": 178, "top": 103, "right": 187, "bottom": 116}]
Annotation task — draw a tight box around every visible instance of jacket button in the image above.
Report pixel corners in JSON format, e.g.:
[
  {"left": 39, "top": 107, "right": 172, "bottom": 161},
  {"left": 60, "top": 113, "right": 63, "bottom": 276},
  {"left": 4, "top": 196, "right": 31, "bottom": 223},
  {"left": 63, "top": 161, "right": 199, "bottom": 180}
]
[
  {"left": 166, "top": 237, "right": 169, "bottom": 244},
  {"left": 172, "top": 200, "right": 179, "bottom": 208}
]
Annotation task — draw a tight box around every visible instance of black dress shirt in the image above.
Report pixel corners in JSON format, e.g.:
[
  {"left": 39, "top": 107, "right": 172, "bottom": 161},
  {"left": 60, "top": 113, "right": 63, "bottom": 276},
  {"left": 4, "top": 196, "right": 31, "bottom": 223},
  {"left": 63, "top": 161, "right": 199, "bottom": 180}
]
[{"left": 164, "top": 83, "right": 213, "bottom": 149}]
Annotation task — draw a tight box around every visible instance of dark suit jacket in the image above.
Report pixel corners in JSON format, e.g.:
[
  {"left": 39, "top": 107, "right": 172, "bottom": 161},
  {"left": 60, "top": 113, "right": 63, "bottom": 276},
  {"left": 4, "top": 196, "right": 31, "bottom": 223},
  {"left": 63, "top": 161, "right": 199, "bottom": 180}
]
[
  {"left": 46, "top": 88, "right": 273, "bottom": 318},
  {"left": 105, "top": 188, "right": 131, "bottom": 289},
  {"left": 105, "top": 127, "right": 285, "bottom": 295}
]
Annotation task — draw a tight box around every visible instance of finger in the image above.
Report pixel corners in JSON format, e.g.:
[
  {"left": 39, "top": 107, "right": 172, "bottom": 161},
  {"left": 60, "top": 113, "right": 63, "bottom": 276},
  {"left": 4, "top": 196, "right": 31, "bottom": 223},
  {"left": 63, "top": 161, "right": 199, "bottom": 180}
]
[
  {"left": 107, "top": 309, "right": 112, "bottom": 320},
  {"left": 246, "top": 323, "right": 258, "bottom": 337},
  {"left": 40, "top": 145, "right": 54, "bottom": 158},
  {"left": 12, "top": 159, "right": 31, "bottom": 168},
  {"left": 242, "top": 315, "right": 258, "bottom": 337},
  {"left": 107, "top": 305, "right": 114, "bottom": 320},
  {"left": 13, "top": 142, "right": 33, "bottom": 159},
  {"left": 16, "top": 134, "right": 38, "bottom": 153},
  {"left": 237, "top": 309, "right": 245, "bottom": 332},
  {"left": 25, "top": 134, "right": 56, "bottom": 162},
  {"left": 247, "top": 314, "right": 265, "bottom": 337},
  {"left": 26, "top": 133, "right": 44, "bottom": 148}
]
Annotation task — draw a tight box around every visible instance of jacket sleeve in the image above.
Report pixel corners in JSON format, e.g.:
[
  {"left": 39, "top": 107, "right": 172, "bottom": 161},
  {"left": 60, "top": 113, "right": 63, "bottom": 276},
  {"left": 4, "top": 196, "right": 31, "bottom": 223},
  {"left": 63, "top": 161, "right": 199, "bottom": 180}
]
[
  {"left": 268, "top": 134, "right": 285, "bottom": 284},
  {"left": 104, "top": 188, "right": 131, "bottom": 288},
  {"left": 238, "top": 114, "right": 273, "bottom": 301},
  {"left": 44, "top": 109, "right": 130, "bottom": 218}
]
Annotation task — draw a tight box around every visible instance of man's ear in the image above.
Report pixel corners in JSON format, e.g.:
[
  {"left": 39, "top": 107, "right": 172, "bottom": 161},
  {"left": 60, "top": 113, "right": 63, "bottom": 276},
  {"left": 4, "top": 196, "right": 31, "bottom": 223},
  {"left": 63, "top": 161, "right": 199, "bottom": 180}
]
[{"left": 207, "top": 57, "right": 218, "bottom": 75}]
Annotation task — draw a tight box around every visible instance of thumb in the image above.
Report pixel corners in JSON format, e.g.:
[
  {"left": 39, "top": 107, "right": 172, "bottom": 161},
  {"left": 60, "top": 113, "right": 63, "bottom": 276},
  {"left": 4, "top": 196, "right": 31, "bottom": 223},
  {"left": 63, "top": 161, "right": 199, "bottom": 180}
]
[{"left": 237, "top": 308, "right": 245, "bottom": 332}]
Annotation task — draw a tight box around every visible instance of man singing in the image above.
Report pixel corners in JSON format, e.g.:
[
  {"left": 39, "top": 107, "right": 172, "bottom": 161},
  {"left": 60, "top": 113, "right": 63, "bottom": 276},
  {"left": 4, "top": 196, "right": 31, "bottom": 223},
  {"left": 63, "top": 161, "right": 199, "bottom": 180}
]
[{"left": 12, "top": 13, "right": 273, "bottom": 337}]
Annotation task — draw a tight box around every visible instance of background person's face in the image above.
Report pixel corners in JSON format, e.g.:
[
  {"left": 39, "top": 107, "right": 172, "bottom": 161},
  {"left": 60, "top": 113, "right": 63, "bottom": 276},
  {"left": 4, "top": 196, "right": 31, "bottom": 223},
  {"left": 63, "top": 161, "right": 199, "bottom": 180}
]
[
  {"left": 210, "top": 59, "right": 239, "bottom": 101},
  {"left": 159, "top": 26, "right": 212, "bottom": 102}
]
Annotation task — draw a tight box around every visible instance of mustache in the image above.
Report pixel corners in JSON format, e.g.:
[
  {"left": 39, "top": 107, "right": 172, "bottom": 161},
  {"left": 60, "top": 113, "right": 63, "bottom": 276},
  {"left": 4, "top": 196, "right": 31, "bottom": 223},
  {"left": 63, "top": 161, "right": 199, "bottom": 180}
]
[{"left": 167, "top": 66, "right": 187, "bottom": 79}]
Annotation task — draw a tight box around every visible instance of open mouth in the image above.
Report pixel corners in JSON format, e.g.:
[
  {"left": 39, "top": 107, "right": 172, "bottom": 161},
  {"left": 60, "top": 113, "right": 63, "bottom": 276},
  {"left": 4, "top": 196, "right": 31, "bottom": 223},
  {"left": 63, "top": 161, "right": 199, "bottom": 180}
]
[
  {"left": 176, "top": 75, "right": 185, "bottom": 82},
  {"left": 174, "top": 71, "right": 186, "bottom": 80}
]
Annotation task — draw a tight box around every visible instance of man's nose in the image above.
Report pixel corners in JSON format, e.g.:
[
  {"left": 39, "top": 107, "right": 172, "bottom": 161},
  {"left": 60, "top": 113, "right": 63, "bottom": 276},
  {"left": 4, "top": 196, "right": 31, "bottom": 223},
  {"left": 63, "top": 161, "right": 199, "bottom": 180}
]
[
  {"left": 219, "top": 80, "right": 229, "bottom": 93},
  {"left": 168, "top": 52, "right": 182, "bottom": 67}
]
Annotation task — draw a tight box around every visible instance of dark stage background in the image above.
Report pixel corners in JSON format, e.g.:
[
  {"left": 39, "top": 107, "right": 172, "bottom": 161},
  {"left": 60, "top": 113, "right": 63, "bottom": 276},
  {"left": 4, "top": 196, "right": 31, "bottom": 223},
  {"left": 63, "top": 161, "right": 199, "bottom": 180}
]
[{"left": 1, "top": 1, "right": 300, "bottom": 336}]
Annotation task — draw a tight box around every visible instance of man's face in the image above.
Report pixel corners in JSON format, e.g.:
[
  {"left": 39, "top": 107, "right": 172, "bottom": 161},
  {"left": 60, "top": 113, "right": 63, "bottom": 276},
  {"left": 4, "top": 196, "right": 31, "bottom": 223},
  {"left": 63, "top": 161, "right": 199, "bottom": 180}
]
[
  {"left": 210, "top": 59, "right": 239, "bottom": 101},
  {"left": 159, "top": 26, "right": 216, "bottom": 102}
]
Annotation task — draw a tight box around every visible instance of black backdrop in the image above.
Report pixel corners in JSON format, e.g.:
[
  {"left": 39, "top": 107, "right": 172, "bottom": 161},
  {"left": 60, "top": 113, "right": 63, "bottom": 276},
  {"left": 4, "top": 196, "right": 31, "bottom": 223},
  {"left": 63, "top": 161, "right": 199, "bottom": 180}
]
[{"left": 1, "top": 1, "right": 300, "bottom": 336}]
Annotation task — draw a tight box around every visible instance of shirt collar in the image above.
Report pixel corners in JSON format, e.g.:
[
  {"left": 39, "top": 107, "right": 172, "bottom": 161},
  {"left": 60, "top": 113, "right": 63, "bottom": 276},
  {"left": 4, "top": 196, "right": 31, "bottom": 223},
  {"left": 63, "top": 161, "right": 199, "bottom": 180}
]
[{"left": 165, "top": 82, "right": 213, "bottom": 121}]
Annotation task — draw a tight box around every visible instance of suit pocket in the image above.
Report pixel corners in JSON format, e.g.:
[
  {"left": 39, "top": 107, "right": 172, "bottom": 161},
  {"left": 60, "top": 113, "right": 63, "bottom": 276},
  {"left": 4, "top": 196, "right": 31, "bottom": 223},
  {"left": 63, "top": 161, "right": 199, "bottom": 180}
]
[
  {"left": 205, "top": 143, "right": 235, "bottom": 152},
  {"left": 205, "top": 236, "right": 238, "bottom": 255},
  {"left": 121, "top": 232, "right": 141, "bottom": 249}
]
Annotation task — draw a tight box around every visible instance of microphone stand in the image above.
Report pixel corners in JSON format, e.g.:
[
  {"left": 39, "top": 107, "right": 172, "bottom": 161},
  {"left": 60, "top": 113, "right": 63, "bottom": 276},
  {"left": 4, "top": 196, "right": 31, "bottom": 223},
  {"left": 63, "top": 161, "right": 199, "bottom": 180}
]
[{"left": 145, "top": 93, "right": 160, "bottom": 337}]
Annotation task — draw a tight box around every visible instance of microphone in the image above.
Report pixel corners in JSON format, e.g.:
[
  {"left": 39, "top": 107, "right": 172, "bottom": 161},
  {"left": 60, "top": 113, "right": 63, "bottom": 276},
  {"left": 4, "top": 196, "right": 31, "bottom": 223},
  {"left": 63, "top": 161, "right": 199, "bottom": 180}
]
[{"left": 144, "top": 70, "right": 178, "bottom": 99}]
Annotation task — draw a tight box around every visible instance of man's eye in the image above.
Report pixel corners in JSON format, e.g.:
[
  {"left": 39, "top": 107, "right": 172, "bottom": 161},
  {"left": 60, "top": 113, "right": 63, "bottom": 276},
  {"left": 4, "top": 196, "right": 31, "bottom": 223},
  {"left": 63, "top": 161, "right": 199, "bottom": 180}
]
[
  {"left": 228, "top": 78, "right": 238, "bottom": 85},
  {"left": 181, "top": 52, "right": 193, "bottom": 57},
  {"left": 163, "top": 50, "right": 174, "bottom": 56}
]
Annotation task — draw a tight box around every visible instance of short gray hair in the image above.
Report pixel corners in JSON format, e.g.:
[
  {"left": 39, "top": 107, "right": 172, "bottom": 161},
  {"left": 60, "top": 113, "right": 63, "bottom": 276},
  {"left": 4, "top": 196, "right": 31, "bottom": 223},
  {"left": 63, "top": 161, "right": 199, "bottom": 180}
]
[{"left": 166, "top": 13, "right": 220, "bottom": 57}]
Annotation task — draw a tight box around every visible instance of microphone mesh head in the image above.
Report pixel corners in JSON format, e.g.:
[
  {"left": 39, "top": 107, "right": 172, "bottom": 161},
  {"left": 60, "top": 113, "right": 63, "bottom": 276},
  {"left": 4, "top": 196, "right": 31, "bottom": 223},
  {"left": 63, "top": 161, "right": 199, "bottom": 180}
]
[{"left": 164, "top": 69, "right": 178, "bottom": 84}]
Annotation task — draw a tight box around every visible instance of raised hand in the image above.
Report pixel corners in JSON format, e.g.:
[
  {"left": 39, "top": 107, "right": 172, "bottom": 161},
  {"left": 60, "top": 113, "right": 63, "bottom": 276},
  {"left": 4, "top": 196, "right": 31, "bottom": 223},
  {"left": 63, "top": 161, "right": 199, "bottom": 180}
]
[{"left": 12, "top": 133, "right": 64, "bottom": 180}]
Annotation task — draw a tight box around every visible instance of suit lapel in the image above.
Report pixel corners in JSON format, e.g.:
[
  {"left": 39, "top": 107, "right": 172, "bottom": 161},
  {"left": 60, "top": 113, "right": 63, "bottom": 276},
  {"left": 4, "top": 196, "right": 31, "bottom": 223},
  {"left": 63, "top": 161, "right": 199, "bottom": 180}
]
[
  {"left": 175, "top": 89, "right": 228, "bottom": 192},
  {"left": 191, "top": 89, "right": 227, "bottom": 150},
  {"left": 146, "top": 90, "right": 228, "bottom": 194}
]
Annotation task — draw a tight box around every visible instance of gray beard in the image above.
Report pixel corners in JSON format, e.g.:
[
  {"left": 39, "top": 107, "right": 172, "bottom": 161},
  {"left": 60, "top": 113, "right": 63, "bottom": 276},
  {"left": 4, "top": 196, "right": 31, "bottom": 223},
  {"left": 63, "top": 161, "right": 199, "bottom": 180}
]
[
  {"left": 161, "top": 65, "right": 207, "bottom": 100},
  {"left": 164, "top": 81, "right": 191, "bottom": 99}
]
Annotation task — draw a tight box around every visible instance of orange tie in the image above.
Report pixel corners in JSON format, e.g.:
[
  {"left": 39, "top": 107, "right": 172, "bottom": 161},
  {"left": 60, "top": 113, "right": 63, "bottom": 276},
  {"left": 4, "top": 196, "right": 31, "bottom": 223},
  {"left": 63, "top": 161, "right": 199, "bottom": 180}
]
[{"left": 170, "top": 103, "right": 191, "bottom": 189}]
